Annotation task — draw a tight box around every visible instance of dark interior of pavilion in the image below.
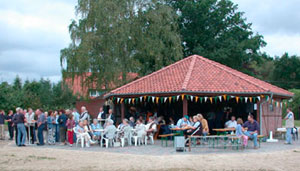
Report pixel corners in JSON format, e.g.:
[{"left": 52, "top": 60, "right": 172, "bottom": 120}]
[{"left": 113, "top": 98, "right": 257, "bottom": 134}]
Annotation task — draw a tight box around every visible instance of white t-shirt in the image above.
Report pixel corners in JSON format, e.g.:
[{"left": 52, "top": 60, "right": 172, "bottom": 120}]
[
  {"left": 225, "top": 120, "right": 237, "bottom": 128},
  {"left": 145, "top": 122, "right": 157, "bottom": 132},
  {"left": 285, "top": 112, "right": 294, "bottom": 128}
]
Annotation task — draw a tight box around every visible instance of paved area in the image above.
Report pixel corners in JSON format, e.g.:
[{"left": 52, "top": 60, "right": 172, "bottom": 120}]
[{"left": 4, "top": 137, "right": 300, "bottom": 156}]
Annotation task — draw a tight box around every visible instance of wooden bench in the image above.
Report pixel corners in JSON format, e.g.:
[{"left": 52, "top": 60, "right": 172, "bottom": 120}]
[{"left": 159, "top": 133, "right": 179, "bottom": 147}]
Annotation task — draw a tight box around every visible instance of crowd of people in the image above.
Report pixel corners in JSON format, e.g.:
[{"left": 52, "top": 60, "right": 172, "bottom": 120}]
[
  {"left": 0, "top": 106, "right": 159, "bottom": 148},
  {"left": 0, "top": 106, "right": 295, "bottom": 149}
]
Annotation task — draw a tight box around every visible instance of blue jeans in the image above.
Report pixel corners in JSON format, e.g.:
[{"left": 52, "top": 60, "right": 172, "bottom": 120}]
[
  {"left": 38, "top": 124, "right": 45, "bottom": 145},
  {"left": 286, "top": 128, "right": 292, "bottom": 144},
  {"left": 244, "top": 131, "right": 258, "bottom": 147},
  {"left": 17, "top": 123, "right": 27, "bottom": 146}
]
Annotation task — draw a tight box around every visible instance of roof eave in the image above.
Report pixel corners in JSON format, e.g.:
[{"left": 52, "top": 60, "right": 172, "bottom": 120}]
[{"left": 105, "top": 90, "right": 293, "bottom": 99}]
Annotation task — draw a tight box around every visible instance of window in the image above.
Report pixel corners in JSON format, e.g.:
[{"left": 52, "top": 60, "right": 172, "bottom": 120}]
[{"left": 89, "top": 90, "right": 104, "bottom": 97}]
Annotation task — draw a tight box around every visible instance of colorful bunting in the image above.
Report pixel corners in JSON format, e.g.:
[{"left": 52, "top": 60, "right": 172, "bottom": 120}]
[
  {"left": 112, "top": 94, "right": 275, "bottom": 105},
  {"left": 209, "top": 97, "right": 213, "bottom": 104}
]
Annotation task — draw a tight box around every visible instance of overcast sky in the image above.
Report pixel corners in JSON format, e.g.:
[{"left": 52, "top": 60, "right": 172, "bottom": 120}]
[{"left": 0, "top": 0, "right": 300, "bottom": 84}]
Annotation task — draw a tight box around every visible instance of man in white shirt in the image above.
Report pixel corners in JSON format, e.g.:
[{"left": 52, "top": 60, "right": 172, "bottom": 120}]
[
  {"left": 284, "top": 108, "right": 294, "bottom": 144},
  {"left": 97, "top": 107, "right": 105, "bottom": 120},
  {"left": 145, "top": 117, "right": 157, "bottom": 136},
  {"left": 26, "top": 108, "right": 36, "bottom": 144},
  {"left": 225, "top": 116, "right": 237, "bottom": 128}
]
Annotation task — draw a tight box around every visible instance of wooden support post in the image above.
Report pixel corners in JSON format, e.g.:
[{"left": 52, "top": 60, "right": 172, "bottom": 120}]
[
  {"left": 183, "top": 98, "right": 188, "bottom": 115},
  {"left": 121, "top": 103, "right": 125, "bottom": 120}
]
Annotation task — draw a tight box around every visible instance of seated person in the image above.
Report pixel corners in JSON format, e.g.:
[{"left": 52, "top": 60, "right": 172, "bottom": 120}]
[
  {"left": 243, "top": 114, "right": 259, "bottom": 149},
  {"left": 157, "top": 116, "right": 166, "bottom": 125},
  {"left": 225, "top": 116, "right": 237, "bottom": 128},
  {"left": 176, "top": 115, "right": 191, "bottom": 128},
  {"left": 185, "top": 116, "right": 202, "bottom": 136},
  {"left": 145, "top": 117, "right": 157, "bottom": 136},
  {"left": 119, "top": 119, "right": 130, "bottom": 138},
  {"left": 90, "top": 119, "right": 102, "bottom": 140},
  {"left": 83, "top": 120, "right": 95, "bottom": 140},
  {"left": 197, "top": 114, "right": 209, "bottom": 136},
  {"left": 129, "top": 117, "right": 136, "bottom": 128},
  {"left": 75, "top": 121, "right": 96, "bottom": 147},
  {"left": 236, "top": 118, "right": 248, "bottom": 147},
  {"left": 135, "top": 119, "right": 146, "bottom": 136},
  {"left": 103, "top": 119, "right": 117, "bottom": 139}
]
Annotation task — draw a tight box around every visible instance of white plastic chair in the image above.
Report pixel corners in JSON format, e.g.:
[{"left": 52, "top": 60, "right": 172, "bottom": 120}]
[
  {"left": 145, "top": 134, "right": 154, "bottom": 145},
  {"left": 73, "top": 127, "right": 85, "bottom": 148},
  {"left": 132, "top": 128, "right": 146, "bottom": 146},
  {"left": 102, "top": 129, "right": 117, "bottom": 148},
  {"left": 120, "top": 126, "right": 132, "bottom": 147}
]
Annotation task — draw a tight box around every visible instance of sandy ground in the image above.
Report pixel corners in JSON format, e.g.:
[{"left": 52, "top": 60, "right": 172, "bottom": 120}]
[{"left": 0, "top": 140, "right": 300, "bottom": 171}]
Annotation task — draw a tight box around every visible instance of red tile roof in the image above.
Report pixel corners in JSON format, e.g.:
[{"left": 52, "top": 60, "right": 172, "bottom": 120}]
[
  {"left": 107, "top": 55, "right": 293, "bottom": 98},
  {"left": 64, "top": 72, "right": 138, "bottom": 98}
]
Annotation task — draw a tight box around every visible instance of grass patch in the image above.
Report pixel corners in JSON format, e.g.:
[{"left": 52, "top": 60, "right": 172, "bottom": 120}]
[
  {"left": 28, "top": 155, "right": 56, "bottom": 160},
  {"left": 282, "top": 120, "right": 300, "bottom": 127}
]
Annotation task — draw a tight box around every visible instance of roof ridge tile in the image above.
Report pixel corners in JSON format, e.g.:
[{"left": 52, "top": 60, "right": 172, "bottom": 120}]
[{"left": 182, "top": 55, "right": 196, "bottom": 90}]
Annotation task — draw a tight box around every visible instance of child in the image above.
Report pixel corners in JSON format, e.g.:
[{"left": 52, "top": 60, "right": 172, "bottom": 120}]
[
  {"left": 66, "top": 115, "right": 75, "bottom": 147},
  {"left": 236, "top": 118, "right": 248, "bottom": 147}
]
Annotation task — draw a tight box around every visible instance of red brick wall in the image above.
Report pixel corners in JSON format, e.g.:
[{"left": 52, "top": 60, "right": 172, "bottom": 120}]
[
  {"left": 260, "top": 98, "right": 282, "bottom": 136},
  {"left": 76, "top": 99, "right": 106, "bottom": 119}
]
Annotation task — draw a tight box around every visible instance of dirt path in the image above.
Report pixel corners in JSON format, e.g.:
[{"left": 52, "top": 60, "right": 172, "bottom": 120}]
[{"left": 0, "top": 141, "right": 299, "bottom": 171}]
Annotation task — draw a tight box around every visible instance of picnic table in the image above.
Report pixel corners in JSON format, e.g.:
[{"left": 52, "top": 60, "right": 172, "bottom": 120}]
[
  {"left": 213, "top": 128, "right": 235, "bottom": 135},
  {"left": 170, "top": 127, "right": 189, "bottom": 136}
]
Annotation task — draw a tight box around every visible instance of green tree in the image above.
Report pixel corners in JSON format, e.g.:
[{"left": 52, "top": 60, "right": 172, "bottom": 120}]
[
  {"left": 273, "top": 53, "right": 300, "bottom": 89},
  {"left": 167, "top": 0, "right": 266, "bottom": 73},
  {"left": 61, "top": 0, "right": 182, "bottom": 90}
]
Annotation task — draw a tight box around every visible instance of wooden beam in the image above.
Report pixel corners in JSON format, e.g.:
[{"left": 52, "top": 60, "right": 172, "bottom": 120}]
[
  {"left": 121, "top": 103, "right": 125, "bottom": 120},
  {"left": 183, "top": 99, "right": 188, "bottom": 115}
]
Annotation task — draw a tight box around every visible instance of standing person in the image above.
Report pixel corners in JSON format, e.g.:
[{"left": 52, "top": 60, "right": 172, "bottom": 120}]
[
  {"left": 12, "top": 107, "right": 27, "bottom": 147},
  {"left": 243, "top": 114, "right": 259, "bottom": 149},
  {"left": 0, "top": 110, "right": 5, "bottom": 140},
  {"left": 6, "top": 110, "right": 14, "bottom": 140},
  {"left": 58, "top": 109, "right": 68, "bottom": 145},
  {"left": 54, "top": 111, "right": 60, "bottom": 142},
  {"left": 106, "top": 109, "right": 115, "bottom": 124},
  {"left": 97, "top": 107, "right": 105, "bottom": 120},
  {"left": 36, "top": 109, "right": 46, "bottom": 146},
  {"left": 284, "top": 108, "right": 294, "bottom": 145},
  {"left": 72, "top": 108, "right": 80, "bottom": 126},
  {"left": 26, "top": 108, "right": 36, "bottom": 144},
  {"left": 66, "top": 114, "right": 75, "bottom": 146},
  {"left": 12, "top": 109, "right": 19, "bottom": 145},
  {"left": 47, "top": 111, "right": 56, "bottom": 145},
  {"left": 80, "top": 106, "right": 90, "bottom": 123}
]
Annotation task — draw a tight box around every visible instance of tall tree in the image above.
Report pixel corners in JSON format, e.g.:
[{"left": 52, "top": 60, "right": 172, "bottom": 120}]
[
  {"left": 167, "top": 0, "right": 266, "bottom": 73},
  {"left": 273, "top": 53, "right": 300, "bottom": 89},
  {"left": 60, "top": 0, "right": 182, "bottom": 90}
]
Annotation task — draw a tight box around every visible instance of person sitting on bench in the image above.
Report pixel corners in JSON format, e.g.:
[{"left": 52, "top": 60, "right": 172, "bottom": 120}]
[
  {"left": 225, "top": 116, "right": 237, "bottom": 128},
  {"left": 243, "top": 114, "right": 259, "bottom": 149},
  {"left": 176, "top": 115, "right": 190, "bottom": 128},
  {"left": 145, "top": 117, "right": 157, "bottom": 136},
  {"left": 184, "top": 116, "right": 202, "bottom": 136}
]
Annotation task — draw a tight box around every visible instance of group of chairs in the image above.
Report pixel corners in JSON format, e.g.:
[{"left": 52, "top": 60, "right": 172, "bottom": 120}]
[{"left": 73, "top": 126, "right": 155, "bottom": 148}]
